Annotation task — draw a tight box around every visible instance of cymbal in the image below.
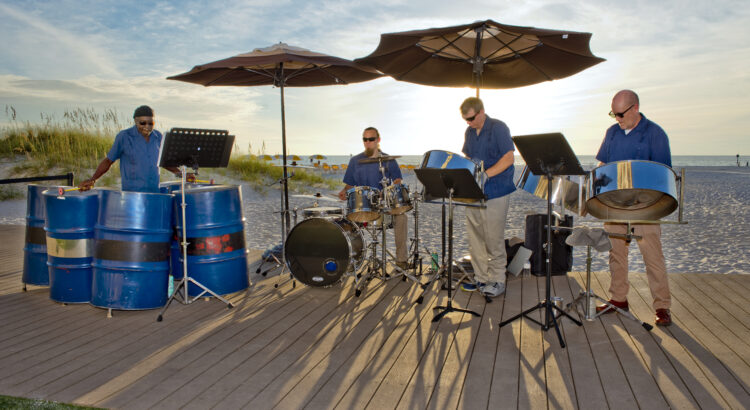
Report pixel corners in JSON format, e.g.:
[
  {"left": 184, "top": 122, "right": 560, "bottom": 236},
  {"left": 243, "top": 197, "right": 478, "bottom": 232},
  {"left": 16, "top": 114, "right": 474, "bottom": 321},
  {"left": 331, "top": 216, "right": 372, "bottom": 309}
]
[
  {"left": 274, "top": 162, "right": 315, "bottom": 169},
  {"left": 359, "top": 155, "right": 401, "bottom": 164},
  {"left": 292, "top": 193, "right": 340, "bottom": 202}
]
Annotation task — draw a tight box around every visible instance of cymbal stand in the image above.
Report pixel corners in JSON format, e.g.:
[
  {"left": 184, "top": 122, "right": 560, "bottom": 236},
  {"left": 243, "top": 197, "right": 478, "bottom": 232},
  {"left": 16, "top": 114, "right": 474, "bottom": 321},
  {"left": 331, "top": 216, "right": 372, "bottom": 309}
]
[
  {"left": 158, "top": 165, "right": 234, "bottom": 321},
  {"left": 353, "top": 221, "right": 387, "bottom": 297}
]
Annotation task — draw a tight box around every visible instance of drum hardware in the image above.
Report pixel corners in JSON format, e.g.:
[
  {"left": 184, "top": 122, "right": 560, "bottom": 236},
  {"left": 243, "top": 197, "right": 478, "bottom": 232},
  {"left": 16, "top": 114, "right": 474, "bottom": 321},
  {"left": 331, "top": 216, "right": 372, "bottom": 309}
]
[
  {"left": 156, "top": 127, "right": 236, "bottom": 321},
  {"left": 564, "top": 239, "right": 653, "bottom": 331},
  {"left": 357, "top": 154, "right": 402, "bottom": 164},
  {"left": 499, "top": 133, "right": 584, "bottom": 348},
  {"left": 413, "top": 166, "right": 484, "bottom": 321}
]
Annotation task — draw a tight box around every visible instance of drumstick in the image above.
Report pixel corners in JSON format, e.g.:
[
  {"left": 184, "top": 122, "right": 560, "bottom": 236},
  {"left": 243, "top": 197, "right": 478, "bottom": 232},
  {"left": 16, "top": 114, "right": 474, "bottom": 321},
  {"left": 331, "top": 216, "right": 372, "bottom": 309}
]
[
  {"left": 194, "top": 179, "right": 216, "bottom": 184},
  {"left": 57, "top": 187, "right": 80, "bottom": 196}
]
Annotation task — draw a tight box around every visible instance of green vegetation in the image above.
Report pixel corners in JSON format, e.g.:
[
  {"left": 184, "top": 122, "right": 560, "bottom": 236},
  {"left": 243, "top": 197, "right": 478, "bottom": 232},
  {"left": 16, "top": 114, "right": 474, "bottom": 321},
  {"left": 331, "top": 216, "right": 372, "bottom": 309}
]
[
  {"left": 1, "top": 106, "right": 339, "bottom": 195},
  {"left": 0, "top": 394, "right": 100, "bottom": 409}
]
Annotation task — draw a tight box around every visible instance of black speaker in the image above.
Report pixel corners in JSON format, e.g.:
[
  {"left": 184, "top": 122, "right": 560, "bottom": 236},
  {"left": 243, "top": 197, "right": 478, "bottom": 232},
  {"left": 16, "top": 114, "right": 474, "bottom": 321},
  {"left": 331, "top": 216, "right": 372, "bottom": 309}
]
[{"left": 524, "top": 213, "right": 573, "bottom": 276}]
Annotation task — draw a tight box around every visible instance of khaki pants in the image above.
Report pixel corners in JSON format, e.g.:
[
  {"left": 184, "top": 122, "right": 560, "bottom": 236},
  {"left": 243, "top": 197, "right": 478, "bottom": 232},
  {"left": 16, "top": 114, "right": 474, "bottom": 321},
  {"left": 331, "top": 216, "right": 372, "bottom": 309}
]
[
  {"left": 605, "top": 223, "right": 670, "bottom": 310},
  {"left": 465, "top": 196, "right": 510, "bottom": 285},
  {"left": 393, "top": 213, "right": 407, "bottom": 263}
]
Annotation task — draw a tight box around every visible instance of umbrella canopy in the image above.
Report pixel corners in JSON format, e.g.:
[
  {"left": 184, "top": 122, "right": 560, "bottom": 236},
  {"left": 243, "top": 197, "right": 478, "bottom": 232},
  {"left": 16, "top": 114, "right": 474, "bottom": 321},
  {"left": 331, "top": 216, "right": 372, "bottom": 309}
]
[
  {"left": 355, "top": 20, "right": 604, "bottom": 94},
  {"left": 309, "top": 154, "right": 327, "bottom": 160},
  {"left": 168, "top": 43, "right": 382, "bottom": 233}
]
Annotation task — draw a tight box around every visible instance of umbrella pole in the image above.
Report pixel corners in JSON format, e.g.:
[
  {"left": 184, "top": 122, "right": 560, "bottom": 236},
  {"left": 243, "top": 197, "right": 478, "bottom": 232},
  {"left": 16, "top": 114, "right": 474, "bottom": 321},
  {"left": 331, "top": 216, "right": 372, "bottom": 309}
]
[{"left": 280, "top": 67, "right": 291, "bottom": 235}]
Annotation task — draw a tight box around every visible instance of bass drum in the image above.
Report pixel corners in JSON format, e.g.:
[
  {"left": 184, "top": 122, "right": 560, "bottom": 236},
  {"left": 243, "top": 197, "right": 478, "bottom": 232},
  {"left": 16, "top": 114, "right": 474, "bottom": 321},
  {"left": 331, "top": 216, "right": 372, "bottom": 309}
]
[
  {"left": 586, "top": 160, "right": 678, "bottom": 220},
  {"left": 284, "top": 217, "right": 364, "bottom": 287}
]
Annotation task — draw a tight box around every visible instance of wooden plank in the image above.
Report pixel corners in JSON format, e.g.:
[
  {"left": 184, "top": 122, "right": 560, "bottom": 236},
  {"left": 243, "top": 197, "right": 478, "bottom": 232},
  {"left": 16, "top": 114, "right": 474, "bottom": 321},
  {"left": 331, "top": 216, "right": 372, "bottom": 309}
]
[
  {"left": 394, "top": 287, "right": 478, "bottom": 409},
  {"left": 304, "top": 281, "right": 440, "bottom": 410},
  {"left": 629, "top": 274, "right": 747, "bottom": 409},
  {"left": 331, "top": 281, "right": 442, "bottom": 409}
]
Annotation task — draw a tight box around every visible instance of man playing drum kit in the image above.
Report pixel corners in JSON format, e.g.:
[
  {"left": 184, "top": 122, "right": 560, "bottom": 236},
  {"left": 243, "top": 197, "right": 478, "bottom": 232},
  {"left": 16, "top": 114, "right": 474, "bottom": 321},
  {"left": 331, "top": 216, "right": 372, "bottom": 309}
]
[
  {"left": 458, "top": 97, "right": 515, "bottom": 298},
  {"left": 78, "top": 105, "right": 191, "bottom": 193},
  {"left": 595, "top": 89, "right": 673, "bottom": 326},
  {"left": 338, "top": 127, "right": 409, "bottom": 270}
]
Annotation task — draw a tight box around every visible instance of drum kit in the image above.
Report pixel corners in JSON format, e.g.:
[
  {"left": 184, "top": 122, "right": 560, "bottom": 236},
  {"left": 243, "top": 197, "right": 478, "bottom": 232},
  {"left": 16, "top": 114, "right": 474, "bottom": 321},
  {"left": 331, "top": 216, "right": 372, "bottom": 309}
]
[{"left": 281, "top": 154, "right": 426, "bottom": 296}]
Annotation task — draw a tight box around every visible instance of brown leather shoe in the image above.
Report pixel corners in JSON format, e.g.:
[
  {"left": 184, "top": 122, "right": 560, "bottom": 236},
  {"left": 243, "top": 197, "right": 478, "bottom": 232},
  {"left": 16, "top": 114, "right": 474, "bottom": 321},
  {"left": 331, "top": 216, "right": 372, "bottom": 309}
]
[
  {"left": 655, "top": 308, "right": 672, "bottom": 326},
  {"left": 596, "top": 299, "right": 629, "bottom": 314}
]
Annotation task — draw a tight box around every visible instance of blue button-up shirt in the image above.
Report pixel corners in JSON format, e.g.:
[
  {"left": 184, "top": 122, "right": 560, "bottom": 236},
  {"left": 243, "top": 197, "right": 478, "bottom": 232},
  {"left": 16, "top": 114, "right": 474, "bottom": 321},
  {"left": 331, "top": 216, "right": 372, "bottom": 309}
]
[
  {"left": 343, "top": 151, "right": 403, "bottom": 189},
  {"left": 107, "top": 126, "right": 163, "bottom": 193},
  {"left": 596, "top": 113, "right": 672, "bottom": 167},
  {"left": 462, "top": 115, "right": 516, "bottom": 199}
]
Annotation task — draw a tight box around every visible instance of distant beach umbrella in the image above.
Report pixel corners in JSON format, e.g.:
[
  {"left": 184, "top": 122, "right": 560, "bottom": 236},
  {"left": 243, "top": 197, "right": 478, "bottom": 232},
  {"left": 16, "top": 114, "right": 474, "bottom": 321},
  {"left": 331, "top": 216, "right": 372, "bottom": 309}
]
[
  {"left": 356, "top": 19, "right": 605, "bottom": 96},
  {"left": 309, "top": 154, "right": 327, "bottom": 160},
  {"left": 259, "top": 154, "right": 274, "bottom": 161},
  {"left": 168, "top": 43, "right": 382, "bottom": 230}
]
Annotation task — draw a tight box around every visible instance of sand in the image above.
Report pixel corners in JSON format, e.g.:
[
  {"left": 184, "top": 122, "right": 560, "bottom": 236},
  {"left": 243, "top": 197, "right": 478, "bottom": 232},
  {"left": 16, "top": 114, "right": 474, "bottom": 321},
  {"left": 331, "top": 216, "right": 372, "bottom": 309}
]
[{"left": 2, "top": 166, "right": 748, "bottom": 274}]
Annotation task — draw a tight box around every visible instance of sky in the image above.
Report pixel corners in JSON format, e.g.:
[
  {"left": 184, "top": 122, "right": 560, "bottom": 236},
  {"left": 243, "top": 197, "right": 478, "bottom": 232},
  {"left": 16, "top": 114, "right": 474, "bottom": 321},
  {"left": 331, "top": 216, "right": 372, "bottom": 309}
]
[{"left": 1, "top": 0, "right": 748, "bottom": 157}]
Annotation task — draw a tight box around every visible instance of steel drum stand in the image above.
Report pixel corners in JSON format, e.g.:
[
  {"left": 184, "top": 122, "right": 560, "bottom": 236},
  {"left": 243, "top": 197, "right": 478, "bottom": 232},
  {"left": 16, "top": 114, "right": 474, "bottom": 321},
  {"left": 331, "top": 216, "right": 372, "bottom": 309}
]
[
  {"left": 414, "top": 168, "right": 483, "bottom": 321},
  {"left": 155, "top": 128, "right": 236, "bottom": 322},
  {"left": 499, "top": 133, "right": 584, "bottom": 348}
]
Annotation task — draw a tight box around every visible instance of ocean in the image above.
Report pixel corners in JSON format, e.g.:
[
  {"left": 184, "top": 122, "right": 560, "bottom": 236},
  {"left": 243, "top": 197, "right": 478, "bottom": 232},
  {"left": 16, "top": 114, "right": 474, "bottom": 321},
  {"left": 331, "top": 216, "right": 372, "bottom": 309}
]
[{"left": 288, "top": 155, "right": 748, "bottom": 169}]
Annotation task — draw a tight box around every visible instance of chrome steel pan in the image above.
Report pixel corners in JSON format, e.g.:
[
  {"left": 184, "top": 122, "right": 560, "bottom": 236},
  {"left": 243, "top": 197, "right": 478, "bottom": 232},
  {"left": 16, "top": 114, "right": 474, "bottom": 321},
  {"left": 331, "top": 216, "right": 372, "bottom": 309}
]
[
  {"left": 516, "top": 166, "right": 584, "bottom": 214},
  {"left": 420, "top": 150, "right": 483, "bottom": 203},
  {"left": 586, "top": 160, "right": 678, "bottom": 220}
]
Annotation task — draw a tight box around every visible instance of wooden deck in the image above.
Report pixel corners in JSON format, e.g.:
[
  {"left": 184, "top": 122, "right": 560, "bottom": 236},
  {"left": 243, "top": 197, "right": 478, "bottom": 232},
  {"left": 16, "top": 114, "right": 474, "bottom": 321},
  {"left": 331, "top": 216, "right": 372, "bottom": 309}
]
[{"left": 0, "top": 223, "right": 748, "bottom": 409}]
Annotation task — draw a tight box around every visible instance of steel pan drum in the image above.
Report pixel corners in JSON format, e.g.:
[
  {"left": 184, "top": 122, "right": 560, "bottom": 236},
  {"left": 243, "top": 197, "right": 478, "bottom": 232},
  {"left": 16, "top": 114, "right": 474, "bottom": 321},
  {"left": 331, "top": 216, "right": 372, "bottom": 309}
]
[
  {"left": 173, "top": 185, "right": 249, "bottom": 297},
  {"left": 285, "top": 217, "right": 364, "bottom": 287},
  {"left": 516, "top": 166, "right": 585, "bottom": 214},
  {"left": 346, "top": 186, "right": 380, "bottom": 222},
  {"left": 420, "top": 150, "right": 484, "bottom": 203},
  {"left": 586, "top": 160, "right": 678, "bottom": 220},
  {"left": 91, "top": 189, "right": 173, "bottom": 310},
  {"left": 44, "top": 189, "right": 98, "bottom": 303},
  {"left": 23, "top": 184, "right": 51, "bottom": 286}
]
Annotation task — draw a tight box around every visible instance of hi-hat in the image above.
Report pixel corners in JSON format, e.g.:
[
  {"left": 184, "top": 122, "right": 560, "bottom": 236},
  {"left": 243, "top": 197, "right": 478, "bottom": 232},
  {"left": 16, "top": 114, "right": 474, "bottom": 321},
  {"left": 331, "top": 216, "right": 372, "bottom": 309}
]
[{"left": 359, "top": 155, "right": 401, "bottom": 164}]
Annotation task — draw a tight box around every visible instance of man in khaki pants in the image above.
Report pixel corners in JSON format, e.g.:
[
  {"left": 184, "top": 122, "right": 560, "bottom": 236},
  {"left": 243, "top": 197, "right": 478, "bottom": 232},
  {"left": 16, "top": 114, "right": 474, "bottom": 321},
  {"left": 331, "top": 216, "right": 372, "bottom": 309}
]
[{"left": 595, "top": 90, "right": 673, "bottom": 326}]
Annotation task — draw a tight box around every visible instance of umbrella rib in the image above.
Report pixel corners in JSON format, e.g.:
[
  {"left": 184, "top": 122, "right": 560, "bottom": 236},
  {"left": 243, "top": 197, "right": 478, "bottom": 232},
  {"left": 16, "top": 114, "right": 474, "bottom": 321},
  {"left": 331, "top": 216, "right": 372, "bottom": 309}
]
[
  {"left": 485, "top": 29, "right": 552, "bottom": 81},
  {"left": 398, "top": 31, "right": 475, "bottom": 80},
  {"left": 284, "top": 63, "right": 349, "bottom": 85}
]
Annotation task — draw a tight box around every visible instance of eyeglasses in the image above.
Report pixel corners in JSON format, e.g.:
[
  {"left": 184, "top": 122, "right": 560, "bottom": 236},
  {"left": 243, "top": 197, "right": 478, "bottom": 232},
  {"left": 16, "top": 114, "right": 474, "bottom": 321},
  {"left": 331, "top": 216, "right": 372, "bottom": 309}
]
[
  {"left": 463, "top": 113, "right": 478, "bottom": 122},
  {"left": 138, "top": 121, "right": 154, "bottom": 126},
  {"left": 609, "top": 104, "right": 634, "bottom": 119},
  {"left": 363, "top": 137, "right": 377, "bottom": 142}
]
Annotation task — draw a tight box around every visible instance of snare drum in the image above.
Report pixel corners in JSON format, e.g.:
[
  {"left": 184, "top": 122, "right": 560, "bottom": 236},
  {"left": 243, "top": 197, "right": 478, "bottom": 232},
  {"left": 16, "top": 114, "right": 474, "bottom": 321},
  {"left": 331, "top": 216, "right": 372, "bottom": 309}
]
[
  {"left": 384, "top": 184, "right": 412, "bottom": 215},
  {"left": 302, "top": 206, "right": 344, "bottom": 219},
  {"left": 420, "top": 150, "right": 484, "bottom": 203},
  {"left": 284, "top": 217, "right": 364, "bottom": 287},
  {"left": 346, "top": 186, "right": 380, "bottom": 222},
  {"left": 358, "top": 213, "right": 393, "bottom": 230}
]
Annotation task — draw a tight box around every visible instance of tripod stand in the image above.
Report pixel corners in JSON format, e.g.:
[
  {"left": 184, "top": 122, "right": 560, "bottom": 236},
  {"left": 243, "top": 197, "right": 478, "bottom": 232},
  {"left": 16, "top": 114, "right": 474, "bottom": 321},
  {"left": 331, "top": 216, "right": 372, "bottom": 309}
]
[
  {"left": 414, "top": 167, "right": 484, "bottom": 321},
  {"left": 499, "top": 133, "right": 584, "bottom": 348},
  {"left": 156, "top": 128, "right": 236, "bottom": 322}
]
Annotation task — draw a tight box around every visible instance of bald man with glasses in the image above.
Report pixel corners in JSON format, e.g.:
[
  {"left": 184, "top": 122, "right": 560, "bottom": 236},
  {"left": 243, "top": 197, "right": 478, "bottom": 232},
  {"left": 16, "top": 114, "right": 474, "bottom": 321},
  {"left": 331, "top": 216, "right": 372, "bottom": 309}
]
[{"left": 595, "top": 89, "right": 673, "bottom": 326}]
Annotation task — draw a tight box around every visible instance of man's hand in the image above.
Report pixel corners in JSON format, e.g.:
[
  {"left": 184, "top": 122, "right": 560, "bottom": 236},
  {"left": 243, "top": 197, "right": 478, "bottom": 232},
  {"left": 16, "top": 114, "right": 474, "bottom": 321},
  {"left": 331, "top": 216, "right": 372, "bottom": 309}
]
[
  {"left": 338, "top": 189, "right": 347, "bottom": 201},
  {"left": 78, "top": 178, "right": 96, "bottom": 192}
]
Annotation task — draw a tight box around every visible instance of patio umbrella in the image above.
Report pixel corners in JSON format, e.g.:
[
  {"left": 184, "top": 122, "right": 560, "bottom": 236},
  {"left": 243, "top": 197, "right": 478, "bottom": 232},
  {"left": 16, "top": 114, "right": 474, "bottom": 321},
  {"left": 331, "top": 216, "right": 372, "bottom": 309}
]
[
  {"left": 168, "top": 43, "right": 382, "bottom": 231},
  {"left": 355, "top": 19, "right": 604, "bottom": 96}
]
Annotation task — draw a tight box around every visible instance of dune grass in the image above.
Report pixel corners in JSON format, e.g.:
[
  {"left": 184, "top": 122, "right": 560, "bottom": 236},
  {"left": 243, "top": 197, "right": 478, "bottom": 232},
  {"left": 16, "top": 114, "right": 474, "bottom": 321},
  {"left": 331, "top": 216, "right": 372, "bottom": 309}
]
[
  {"left": 1, "top": 107, "right": 339, "bottom": 194},
  {"left": 0, "top": 394, "right": 100, "bottom": 409}
]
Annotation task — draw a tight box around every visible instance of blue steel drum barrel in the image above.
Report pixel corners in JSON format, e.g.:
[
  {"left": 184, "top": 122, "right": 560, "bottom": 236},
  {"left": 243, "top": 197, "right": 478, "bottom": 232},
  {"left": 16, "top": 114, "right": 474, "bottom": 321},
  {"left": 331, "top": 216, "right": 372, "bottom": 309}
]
[
  {"left": 173, "top": 185, "right": 248, "bottom": 297},
  {"left": 91, "top": 189, "right": 173, "bottom": 310},
  {"left": 159, "top": 181, "right": 210, "bottom": 278},
  {"left": 44, "top": 189, "right": 98, "bottom": 303},
  {"left": 23, "top": 184, "right": 51, "bottom": 286}
]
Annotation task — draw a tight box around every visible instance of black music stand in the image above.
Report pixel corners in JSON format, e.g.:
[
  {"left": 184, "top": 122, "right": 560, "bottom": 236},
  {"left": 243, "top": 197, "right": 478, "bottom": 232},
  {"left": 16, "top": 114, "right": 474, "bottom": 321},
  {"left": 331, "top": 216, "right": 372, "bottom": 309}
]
[
  {"left": 499, "top": 133, "right": 584, "bottom": 347},
  {"left": 415, "top": 168, "right": 483, "bottom": 322},
  {"left": 157, "top": 128, "right": 236, "bottom": 322}
]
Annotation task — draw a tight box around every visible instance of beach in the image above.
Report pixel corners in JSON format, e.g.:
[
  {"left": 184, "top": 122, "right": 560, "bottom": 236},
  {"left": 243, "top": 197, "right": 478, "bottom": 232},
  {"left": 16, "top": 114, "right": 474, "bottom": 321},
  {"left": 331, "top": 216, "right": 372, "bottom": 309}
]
[{"left": 2, "top": 164, "right": 748, "bottom": 275}]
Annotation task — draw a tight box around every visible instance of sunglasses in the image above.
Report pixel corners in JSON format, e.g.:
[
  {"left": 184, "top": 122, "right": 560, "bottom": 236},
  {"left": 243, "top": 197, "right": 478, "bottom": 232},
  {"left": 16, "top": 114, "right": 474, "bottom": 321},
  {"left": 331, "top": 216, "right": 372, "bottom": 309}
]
[
  {"left": 138, "top": 121, "right": 154, "bottom": 126},
  {"left": 463, "top": 113, "right": 478, "bottom": 122},
  {"left": 363, "top": 137, "right": 377, "bottom": 142},
  {"left": 609, "top": 104, "right": 634, "bottom": 119}
]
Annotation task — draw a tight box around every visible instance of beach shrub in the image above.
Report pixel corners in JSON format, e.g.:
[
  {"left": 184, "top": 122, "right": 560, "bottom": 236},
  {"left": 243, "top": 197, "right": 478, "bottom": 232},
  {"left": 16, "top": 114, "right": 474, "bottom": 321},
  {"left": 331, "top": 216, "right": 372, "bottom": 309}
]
[{"left": 228, "top": 155, "right": 338, "bottom": 192}]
